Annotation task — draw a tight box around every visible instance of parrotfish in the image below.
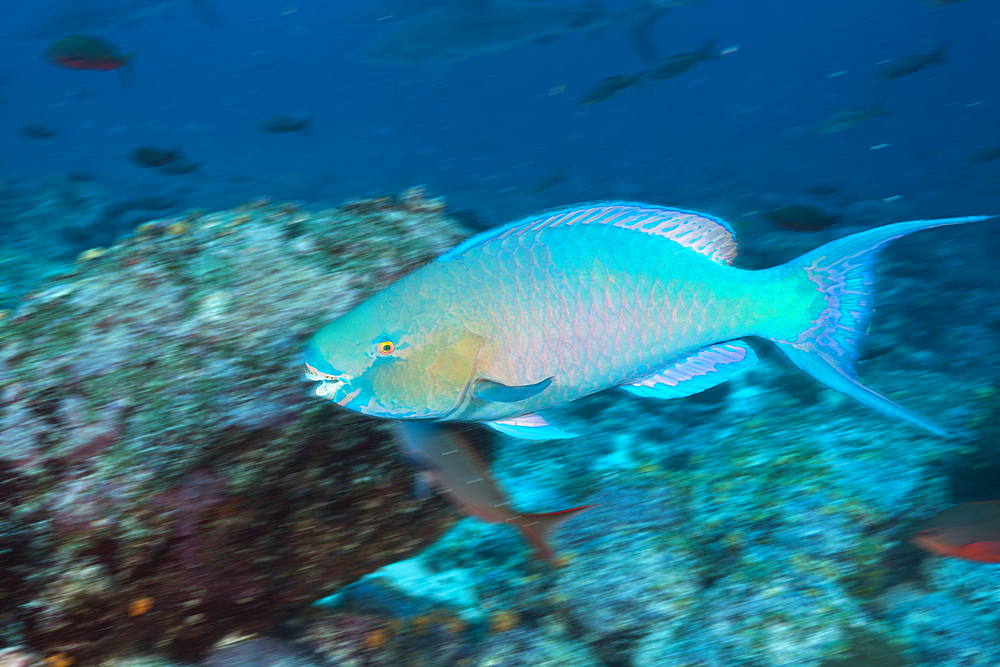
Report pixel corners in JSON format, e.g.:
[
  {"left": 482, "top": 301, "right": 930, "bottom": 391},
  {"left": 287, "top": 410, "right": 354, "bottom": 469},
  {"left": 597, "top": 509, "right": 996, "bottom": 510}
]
[
  {"left": 399, "top": 422, "right": 591, "bottom": 561},
  {"left": 911, "top": 501, "right": 1000, "bottom": 563},
  {"left": 305, "top": 202, "right": 993, "bottom": 441},
  {"left": 44, "top": 35, "right": 137, "bottom": 88}
]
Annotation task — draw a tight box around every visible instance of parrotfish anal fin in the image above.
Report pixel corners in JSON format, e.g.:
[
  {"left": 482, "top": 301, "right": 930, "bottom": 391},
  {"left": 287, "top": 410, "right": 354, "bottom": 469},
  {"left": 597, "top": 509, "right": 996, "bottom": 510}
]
[
  {"left": 474, "top": 377, "right": 552, "bottom": 403},
  {"left": 775, "top": 214, "right": 996, "bottom": 438},
  {"left": 621, "top": 341, "right": 757, "bottom": 400},
  {"left": 486, "top": 413, "right": 578, "bottom": 440},
  {"left": 437, "top": 202, "right": 737, "bottom": 264}
]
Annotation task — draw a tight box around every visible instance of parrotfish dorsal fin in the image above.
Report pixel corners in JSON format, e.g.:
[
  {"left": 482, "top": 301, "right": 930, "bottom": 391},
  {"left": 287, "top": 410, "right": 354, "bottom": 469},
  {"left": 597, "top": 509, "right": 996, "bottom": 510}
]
[
  {"left": 621, "top": 340, "right": 758, "bottom": 400},
  {"left": 439, "top": 202, "right": 738, "bottom": 264}
]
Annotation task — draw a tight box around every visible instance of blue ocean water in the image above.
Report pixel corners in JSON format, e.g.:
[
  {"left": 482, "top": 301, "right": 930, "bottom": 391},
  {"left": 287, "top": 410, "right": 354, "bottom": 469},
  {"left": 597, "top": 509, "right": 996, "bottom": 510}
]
[
  {"left": 2, "top": 0, "right": 998, "bottom": 227},
  {"left": 3, "top": 1, "right": 1000, "bottom": 665}
]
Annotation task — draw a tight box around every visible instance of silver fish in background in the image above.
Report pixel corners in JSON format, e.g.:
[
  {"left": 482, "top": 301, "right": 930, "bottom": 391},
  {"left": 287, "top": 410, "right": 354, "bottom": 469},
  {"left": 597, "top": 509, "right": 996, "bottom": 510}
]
[
  {"left": 648, "top": 37, "right": 721, "bottom": 80},
  {"left": 818, "top": 101, "right": 892, "bottom": 133},
  {"left": 359, "top": 0, "right": 666, "bottom": 64},
  {"left": 12, "top": 0, "right": 221, "bottom": 40},
  {"left": 874, "top": 42, "right": 949, "bottom": 80}
]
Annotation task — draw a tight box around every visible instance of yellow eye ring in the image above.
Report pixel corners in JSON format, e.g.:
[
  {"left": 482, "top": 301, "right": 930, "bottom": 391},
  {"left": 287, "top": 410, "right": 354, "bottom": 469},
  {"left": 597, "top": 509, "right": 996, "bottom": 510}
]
[{"left": 376, "top": 340, "right": 395, "bottom": 356}]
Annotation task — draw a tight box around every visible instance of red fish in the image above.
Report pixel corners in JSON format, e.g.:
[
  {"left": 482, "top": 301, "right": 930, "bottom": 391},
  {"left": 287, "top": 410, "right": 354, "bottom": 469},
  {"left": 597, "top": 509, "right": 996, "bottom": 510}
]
[
  {"left": 45, "top": 35, "right": 137, "bottom": 88},
  {"left": 910, "top": 501, "right": 1000, "bottom": 563},
  {"left": 398, "top": 422, "right": 592, "bottom": 562}
]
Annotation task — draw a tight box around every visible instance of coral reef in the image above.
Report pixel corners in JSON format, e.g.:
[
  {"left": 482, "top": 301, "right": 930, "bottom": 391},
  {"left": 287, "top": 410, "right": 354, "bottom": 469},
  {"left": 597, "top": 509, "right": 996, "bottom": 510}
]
[{"left": 0, "top": 188, "right": 470, "bottom": 664}]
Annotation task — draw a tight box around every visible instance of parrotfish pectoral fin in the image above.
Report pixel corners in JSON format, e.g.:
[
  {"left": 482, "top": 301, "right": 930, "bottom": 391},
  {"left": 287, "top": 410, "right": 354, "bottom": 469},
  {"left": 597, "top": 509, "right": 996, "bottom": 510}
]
[
  {"left": 776, "top": 214, "right": 996, "bottom": 437},
  {"left": 621, "top": 341, "right": 758, "bottom": 400},
  {"left": 486, "top": 413, "right": 578, "bottom": 440},
  {"left": 509, "top": 505, "right": 596, "bottom": 563},
  {"left": 474, "top": 377, "right": 553, "bottom": 403}
]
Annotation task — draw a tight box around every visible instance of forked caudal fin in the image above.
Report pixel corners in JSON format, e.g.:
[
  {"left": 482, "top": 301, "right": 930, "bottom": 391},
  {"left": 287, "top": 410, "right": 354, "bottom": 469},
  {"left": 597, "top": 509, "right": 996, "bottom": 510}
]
[{"left": 774, "top": 214, "right": 995, "bottom": 438}]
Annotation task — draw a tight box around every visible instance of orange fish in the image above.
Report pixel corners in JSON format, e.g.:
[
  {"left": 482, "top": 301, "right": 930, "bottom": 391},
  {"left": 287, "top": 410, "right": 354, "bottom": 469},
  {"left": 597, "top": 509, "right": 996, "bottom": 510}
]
[
  {"left": 911, "top": 501, "right": 1000, "bottom": 563},
  {"left": 45, "top": 35, "right": 137, "bottom": 88},
  {"left": 398, "top": 422, "right": 592, "bottom": 562}
]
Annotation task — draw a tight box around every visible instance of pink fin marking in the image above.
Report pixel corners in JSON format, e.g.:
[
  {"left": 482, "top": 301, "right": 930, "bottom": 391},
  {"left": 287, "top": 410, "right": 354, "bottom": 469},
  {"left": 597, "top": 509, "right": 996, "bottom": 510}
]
[
  {"left": 492, "top": 203, "right": 738, "bottom": 264},
  {"left": 494, "top": 413, "right": 552, "bottom": 427},
  {"left": 635, "top": 342, "right": 749, "bottom": 388}
]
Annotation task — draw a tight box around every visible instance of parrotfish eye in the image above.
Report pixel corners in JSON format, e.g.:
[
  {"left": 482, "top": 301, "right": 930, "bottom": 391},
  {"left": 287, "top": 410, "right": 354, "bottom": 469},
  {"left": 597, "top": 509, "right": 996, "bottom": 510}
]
[{"left": 376, "top": 340, "right": 395, "bottom": 356}]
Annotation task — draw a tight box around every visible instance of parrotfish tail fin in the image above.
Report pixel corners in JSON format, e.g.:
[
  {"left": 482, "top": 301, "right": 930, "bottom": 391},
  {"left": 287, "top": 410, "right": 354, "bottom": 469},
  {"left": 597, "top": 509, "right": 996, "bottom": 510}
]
[
  {"left": 117, "top": 53, "right": 138, "bottom": 89},
  {"left": 775, "top": 215, "right": 995, "bottom": 438},
  {"left": 511, "top": 505, "right": 595, "bottom": 563},
  {"left": 627, "top": 3, "right": 666, "bottom": 64}
]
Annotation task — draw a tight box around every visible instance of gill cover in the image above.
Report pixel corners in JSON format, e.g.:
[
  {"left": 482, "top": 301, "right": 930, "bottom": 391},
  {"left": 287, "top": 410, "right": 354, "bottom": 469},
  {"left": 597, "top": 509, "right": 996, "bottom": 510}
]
[{"left": 305, "top": 306, "right": 483, "bottom": 420}]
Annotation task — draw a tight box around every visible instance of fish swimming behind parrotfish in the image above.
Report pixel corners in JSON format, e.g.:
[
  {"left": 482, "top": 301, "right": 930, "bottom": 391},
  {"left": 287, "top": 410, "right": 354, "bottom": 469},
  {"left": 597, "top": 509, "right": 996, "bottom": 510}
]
[
  {"left": 911, "top": 501, "right": 1000, "bottom": 563},
  {"left": 305, "top": 202, "right": 994, "bottom": 441}
]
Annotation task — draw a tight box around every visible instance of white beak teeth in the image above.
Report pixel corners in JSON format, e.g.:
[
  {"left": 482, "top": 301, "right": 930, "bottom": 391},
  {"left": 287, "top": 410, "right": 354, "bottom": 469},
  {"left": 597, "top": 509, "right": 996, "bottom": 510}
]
[{"left": 315, "top": 379, "right": 344, "bottom": 398}]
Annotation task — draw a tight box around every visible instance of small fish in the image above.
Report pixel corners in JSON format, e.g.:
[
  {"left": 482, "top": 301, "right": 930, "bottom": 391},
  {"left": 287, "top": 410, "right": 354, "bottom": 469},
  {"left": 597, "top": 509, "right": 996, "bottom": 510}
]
[
  {"left": 911, "top": 501, "right": 1000, "bottom": 563},
  {"left": 44, "top": 35, "right": 137, "bottom": 88},
  {"left": 130, "top": 145, "right": 180, "bottom": 167},
  {"left": 579, "top": 72, "right": 647, "bottom": 106},
  {"left": 969, "top": 146, "right": 1000, "bottom": 164},
  {"left": 765, "top": 205, "right": 838, "bottom": 232},
  {"left": 526, "top": 172, "right": 568, "bottom": 194},
  {"left": 818, "top": 101, "right": 892, "bottom": 133},
  {"left": 874, "top": 42, "right": 949, "bottom": 81},
  {"left": 258, "top": 115, "right": 315, "bottom": 135},
  {"left": 19, "top": 123, "right": 61, "bottom": 139},
  {"left": 305, "top": 202, "right": 994, "bottom": 443},
  {"left": 398, "top": 422, "right": 592, "bottom": 561},
  {"left": 804, "top": 182, "right": 847, "bottom": 197},
  {"left": 0, "top": 66, "right": 23, "bottom": 106},
  {"left": 648, "top": 37, "right": 720, "bottom": 81}
]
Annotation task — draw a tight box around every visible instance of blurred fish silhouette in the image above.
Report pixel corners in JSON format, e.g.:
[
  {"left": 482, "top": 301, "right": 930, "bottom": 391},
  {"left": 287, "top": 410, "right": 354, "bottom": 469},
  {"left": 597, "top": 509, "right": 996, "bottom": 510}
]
[
  {"left": 258, "top": 116, "right": 315, "bottom": 136},
  {"left": 14, "top": 0, "right": 221, "bottom": 39},
  {"left": 0, "top": 66, "right": 23, "bottom": 106},
  {"left": 579, "top": 72, "right": 647, "bottom": 106},
  {"left": 818, "top": 101, "right": 892, "bottom": 133},
  {"left": 359, "top": 0, "right": 666, "bottom": 64},
  {"left": 19, "top": 123, "right": 61, "bottom": 139},
  {"left": 911, "top": 501, "right": 1000, "bottom": 563},
  {"left": 526, "top": 172, "right": 568, "bottom": 194},
  {"left": 45, "top": 35, "right": 138, "bottom": 88},
  {"left": 130, "top": 145, "right": 181, "bottom": 167},
  {"left": 969, "top": 146, "right": 1000, "bottom": 164},
  {"left": 874, "top": 42, "right": 949, "bottom": 81},
  {"left": 765, "top": 205, "right": 838, "bottom": 232},
  {"left": 398, "top": 422, "right": 592, "bottom": 561},
  {"left": 648, "top": 37, "right": 720, "bottom": 81}
]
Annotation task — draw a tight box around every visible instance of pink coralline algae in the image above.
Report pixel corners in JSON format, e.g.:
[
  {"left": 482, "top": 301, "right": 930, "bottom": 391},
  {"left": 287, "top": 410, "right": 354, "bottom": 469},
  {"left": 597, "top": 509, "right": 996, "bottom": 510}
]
[{"left": 0, "top": 188, "right": 469, "bottom": 665}]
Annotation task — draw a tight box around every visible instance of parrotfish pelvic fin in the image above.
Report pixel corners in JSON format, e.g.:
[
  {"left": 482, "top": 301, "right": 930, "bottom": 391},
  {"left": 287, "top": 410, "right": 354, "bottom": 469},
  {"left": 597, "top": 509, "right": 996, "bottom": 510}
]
[
  {"left": 622, "top": 340, "right": 758, "bottom": 400},
  {"left": 775, "top": 214, "right": 996, "bottom": 438},
  {"left": 486, "top": 412, "right": 579, "bottom": 440},
  {"left": 509, "top": 505, "right": 596, "bottom": 563}
]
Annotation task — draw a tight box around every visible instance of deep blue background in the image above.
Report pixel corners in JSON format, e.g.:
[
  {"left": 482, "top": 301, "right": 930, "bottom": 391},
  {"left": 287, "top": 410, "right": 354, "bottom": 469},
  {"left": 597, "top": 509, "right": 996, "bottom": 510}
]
[{"left": 1, "top": 0, "right": 998, "bottom": 233}]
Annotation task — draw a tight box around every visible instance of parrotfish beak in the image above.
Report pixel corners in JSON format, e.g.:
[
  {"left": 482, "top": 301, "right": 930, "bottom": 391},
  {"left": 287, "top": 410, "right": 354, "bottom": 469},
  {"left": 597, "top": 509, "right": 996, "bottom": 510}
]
[{"left": 304, "top": 362, "right": 361, "bottom": 408}]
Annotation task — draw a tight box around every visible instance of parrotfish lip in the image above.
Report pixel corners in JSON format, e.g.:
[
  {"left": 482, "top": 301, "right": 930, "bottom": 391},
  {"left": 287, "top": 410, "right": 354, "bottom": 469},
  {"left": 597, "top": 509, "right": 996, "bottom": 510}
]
[{"left": 304, "top": 362, "right": 353, "bottom": 402}]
